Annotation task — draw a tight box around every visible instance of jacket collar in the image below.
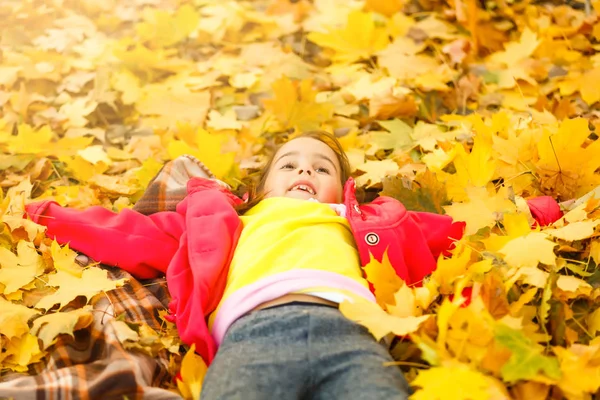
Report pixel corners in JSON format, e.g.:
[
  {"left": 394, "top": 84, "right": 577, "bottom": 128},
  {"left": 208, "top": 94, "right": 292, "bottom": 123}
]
[{"left": 343, "top": 177, "right": 357, "bottom": 205}]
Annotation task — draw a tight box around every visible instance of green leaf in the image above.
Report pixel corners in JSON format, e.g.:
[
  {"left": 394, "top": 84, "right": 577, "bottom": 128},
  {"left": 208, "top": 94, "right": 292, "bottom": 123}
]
[
  {"left": 381, "top": 169, "right": 449, "bottom": 213},
  {"left": 494, "top": 323, "right": 561, "bottom": 383}
]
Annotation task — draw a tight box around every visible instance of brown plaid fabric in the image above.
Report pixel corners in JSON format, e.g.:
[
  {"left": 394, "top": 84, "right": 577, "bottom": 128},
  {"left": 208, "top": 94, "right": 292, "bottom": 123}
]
[
  {"left": 133, "top": 154, "right": 219, "bottom": 215},
  {"left": 0, "top": 267, "right": 180, "bottom": 399},
  {"left": 0, "top": 155, "right": 220, "bottom": 399}
]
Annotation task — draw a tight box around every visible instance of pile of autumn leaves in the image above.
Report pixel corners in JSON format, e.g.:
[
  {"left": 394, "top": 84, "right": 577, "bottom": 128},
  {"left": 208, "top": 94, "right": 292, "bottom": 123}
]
[{"left": 1, "top": 0, "right": 600, "bottom": 398}]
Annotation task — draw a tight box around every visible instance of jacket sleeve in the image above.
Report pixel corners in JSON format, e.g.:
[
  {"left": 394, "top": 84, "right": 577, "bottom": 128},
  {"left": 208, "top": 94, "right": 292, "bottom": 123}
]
[
  {"left": 407, "top": 211, "right": 465, "bottom": 260},
  {"left": 25, "top": 200, "right": 185, "bottom": 279},
  {"left": 526, "top": 196, "right": 562, "bottom": 226}
]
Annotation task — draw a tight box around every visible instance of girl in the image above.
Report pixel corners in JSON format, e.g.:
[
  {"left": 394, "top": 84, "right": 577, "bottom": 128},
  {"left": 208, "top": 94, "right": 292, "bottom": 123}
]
[{"left": 27, "top": 131, "right": 466, "bottom": 399}]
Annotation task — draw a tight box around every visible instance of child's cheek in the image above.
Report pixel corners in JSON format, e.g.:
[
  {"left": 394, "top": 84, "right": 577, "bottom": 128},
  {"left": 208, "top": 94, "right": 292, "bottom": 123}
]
[{"left": 321, "top": 184, "right": 342, "bottom": 204}]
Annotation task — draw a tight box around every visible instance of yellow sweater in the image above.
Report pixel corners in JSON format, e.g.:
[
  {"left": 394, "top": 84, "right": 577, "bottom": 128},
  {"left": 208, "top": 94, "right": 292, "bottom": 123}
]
[{"left": 208, "top": 197, "right": 375, "bottom": 343}]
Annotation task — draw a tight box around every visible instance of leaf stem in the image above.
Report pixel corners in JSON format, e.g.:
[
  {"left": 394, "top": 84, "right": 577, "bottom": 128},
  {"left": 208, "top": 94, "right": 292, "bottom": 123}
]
[{"left": 383, "top": 361, "right": 431, "bottom": 369}]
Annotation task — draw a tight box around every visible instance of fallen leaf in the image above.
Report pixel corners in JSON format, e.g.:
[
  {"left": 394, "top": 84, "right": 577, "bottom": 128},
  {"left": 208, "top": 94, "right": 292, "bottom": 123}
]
[
  {"left": 494, "top": 323, "right": 561, "bottom": 383},
  {"left": 411, "top": 361, "right": 503, "bottom": 400},
  {"left": 483, "top": 213, "right": 532, "bottom": 252},
  {"left": 444, "top": 187, "right": 515, "bottom": 235},
  {"left": 499, "top": 233, "right": 557, "bottom": 268},
  {"left": 35, "top": 268, "right": 127, "bottom": 311},
  {"left": 0, "top": 297, "right": 39, "bottom": 339},
  {"left": 167, "top": 126, "right": 236, "bottom": 180},
  {"left": 554, "top": 342, "right": 600, "bottom": 400},
  {"left": 262, "top": 77, "right": 334, "bottom": 132},
  {"left": 49, "top": 240, "right": 85, "bottom": 277},
  {"left": 536, "top": 118, "right": 600, "bottom": 199},
  {"left": 354, "top": 159, "right": 399, "bottom": 187},
  {"left": 363, "top": 250, "right": 403, "bottom": 308},
  {"left": 0, "top": 241, "right": 45, "bottom": 295},
  {"left": 432, "top": 246, "right": 472, "bottom": 294},
  {"left": 339, "top": 296, "right": 430, "bottom": 341},
  {"left": 381, "top": 170, "right": 449, "bottom": 214},
  {"left": 2, "top": 333, "right": 44, "bottom": 372},
  {"left": 488, "top": 28, "right": 540, "bottom": 66},
  {"left": 177, "top": 343, "right": 208, "bottom": 400},
  {"left": 544, "top": 220, "right": 600, "bottom": 242},
  {"left": 30, "top": 306, "right": 93, "bottom": 349},
  {"left": 307, "top": 10, "right": 389, "bottom": 63}
]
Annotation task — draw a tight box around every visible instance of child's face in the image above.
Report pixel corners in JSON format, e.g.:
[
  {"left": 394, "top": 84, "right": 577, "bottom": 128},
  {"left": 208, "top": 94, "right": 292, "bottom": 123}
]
[{"left": 263, "top": 137, "right": 344, "bottom": 203}]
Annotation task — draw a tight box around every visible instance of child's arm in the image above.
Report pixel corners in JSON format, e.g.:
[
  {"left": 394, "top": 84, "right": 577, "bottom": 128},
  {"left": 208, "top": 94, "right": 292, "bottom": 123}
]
[{"left": 26, "top": 200, "right": 185, "bottom": 279}]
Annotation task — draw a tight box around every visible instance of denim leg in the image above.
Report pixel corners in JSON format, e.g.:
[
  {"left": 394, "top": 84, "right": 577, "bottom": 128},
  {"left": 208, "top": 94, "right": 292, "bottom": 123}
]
[
  {"left": 200, "top": 307, "right": 311, "bottom": 400},
  {"left": 306, "top": 307, "right": 411, "bottom": 400}
]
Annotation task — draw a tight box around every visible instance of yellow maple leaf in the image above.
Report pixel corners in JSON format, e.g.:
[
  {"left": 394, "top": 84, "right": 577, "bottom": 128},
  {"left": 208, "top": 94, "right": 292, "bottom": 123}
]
[
  {"left": 499, "top": 233, "right": 557, "bottom": 268},
  {"left": 386, "top": 283, "right": 422, "bottom": 317},
  {"left": 30, "top": 306, "right": 94, "bottom": 349},
  {"left": 0, "top": 123, "right": 53, "bottom": 155},
  {"left": 536, "top": 118, "right": 600, "bottom": 199},
  {"left": 177, "top": 343, "right": 208, "bottom": 400},
  {"left": 2, "top": 333, "right": 45, "bottom": 373},
  {"left": 111, "top": 69, "right": 141, "bottom": 105},
  {"left": 50, "top": 240, "right": 85, "bottom": 277},
  {"left": 58, "top": 95, "right": 98, "bottom": 129},
  {"left": 588, "top": 308, "right": 600, "bottom": 336},
  {"left": 558, "top": 68, "right": 600, "bottom": 106},
  {"left": 554, "top": 341, "right": 600, "bottom": 400},
  {"left": 307, "top": 11, "right": 389, "bottom": 63},
  {"left": 483, "top": 213, "right": 532, "bottom": 252},
  {"left": 0, "top": 241, "right": 45, "bottom": 295},
  {"left": 262, "top": 77, "right": 334, "bottom": 132},
  {"left": 61, "top": 155, "right": 110, "bottom": 183},
  {"left": 366, "top": 119, "right": 414, "bottom": 156},
  {"left": 445, "top": 136, "right": 497, "bottom": 201},
  {"left": 3, "top": 180, "right": 47, "bottom": 241},
  {"left": 112, "top": 39, "right": 192, "bottom": 75},
  {"left": 354, "top": 159, "right": 399, "bottom": 187},
  {"left": 135, "top": 157, "right": 164, "bottom": 189},
  {"left": 443, "top": 187, "right": 516, "bottom": 236},
  {"left": 136, "top": 4, "right": 199, "bottom": 48},
  {"left": 339, "top": 295, "right": 430, "bottom": 341},
  {"left": 76, "top": 145, "right": 112, "bottom": 165},
  {"left": 544, "top": 220, "right": 600, "bottom": 242},
  {"left": 0, "top": 297, "right": 39, "bottom": 339},
  {"left": 167, "top": 126, "right": 236, "bottom": 179},
  {"left": 136, "top": 84, "right": 211, "bottom": 129},
  {"left": 411, "top": 361, "right": 508, "bottom": 400},
  {"left": 362, "top": 250, "right": 403, "bottom": 308},
  {"left": 432, "top": 246, "right": 472, "bottom": 294},
  {"left": 88, "top": 174, "right": 139, "bottom": 196},
  {"left": 35, "top": 268, "right": 127, "bottom": 311},
  {"left": 206, "top": 109, "right": 243, "bottom": 131},
  {"left": 378, "top": 38, "right": 453, "bottom": 91},
  {"left": 492, "top": 128, "right": 539, "bottom": 195},
  {"left": 488, "top": 27, "right": 540, "bottom": 66},
  {"left": 365, "top": 0, "right": 404, "bottom": 17},
  {"left": 436, "top": 295, "right": 467, "bottom": 348}
]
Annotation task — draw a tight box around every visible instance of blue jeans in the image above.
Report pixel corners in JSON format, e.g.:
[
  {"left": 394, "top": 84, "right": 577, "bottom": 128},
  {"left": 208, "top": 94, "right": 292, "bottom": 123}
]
[{"left": 200, "top": 302, "right": 411, "bottom": 400}]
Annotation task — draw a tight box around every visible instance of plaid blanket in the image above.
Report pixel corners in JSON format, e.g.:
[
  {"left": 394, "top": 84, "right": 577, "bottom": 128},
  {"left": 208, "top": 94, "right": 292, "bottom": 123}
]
[
  {"left": 0, "top": 155, "right": 216, "bottom": 400},
  {"left": 134, "top": 154, "right": 228, "bottom": 215}
]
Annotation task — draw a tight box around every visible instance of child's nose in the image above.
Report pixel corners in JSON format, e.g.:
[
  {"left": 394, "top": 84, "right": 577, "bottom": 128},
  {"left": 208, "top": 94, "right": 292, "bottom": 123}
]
[{"left": 298, "top": 168, "right": 312, "bottom": 175}]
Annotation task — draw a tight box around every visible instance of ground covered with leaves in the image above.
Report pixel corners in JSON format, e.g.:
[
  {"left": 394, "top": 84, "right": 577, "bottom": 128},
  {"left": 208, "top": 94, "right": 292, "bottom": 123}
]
[{"left": 1, "top": 0, "right": 600, "bottom": 398}]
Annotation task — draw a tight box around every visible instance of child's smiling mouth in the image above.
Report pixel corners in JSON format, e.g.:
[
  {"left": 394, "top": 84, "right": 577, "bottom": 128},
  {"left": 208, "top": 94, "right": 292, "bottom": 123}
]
[{"left": 288, "top": 180, "right": 317, "bottom": 195}]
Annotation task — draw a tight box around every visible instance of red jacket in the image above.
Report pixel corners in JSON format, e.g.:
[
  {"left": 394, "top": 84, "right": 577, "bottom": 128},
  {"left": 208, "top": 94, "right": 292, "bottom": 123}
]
[{"left": 29, "top": 177, "right": 562, "bottom": 364}]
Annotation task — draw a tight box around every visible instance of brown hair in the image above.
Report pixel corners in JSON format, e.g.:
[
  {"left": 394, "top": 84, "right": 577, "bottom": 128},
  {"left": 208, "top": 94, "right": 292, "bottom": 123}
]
[{"left": 235, "top": 130, "right": 352, "bottom": 215}]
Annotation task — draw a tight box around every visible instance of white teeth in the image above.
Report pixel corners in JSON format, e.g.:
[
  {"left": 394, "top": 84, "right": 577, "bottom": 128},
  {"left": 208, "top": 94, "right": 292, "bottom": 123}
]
[{"left": 291, "top": 184, "right": 315, "bottom": 195}]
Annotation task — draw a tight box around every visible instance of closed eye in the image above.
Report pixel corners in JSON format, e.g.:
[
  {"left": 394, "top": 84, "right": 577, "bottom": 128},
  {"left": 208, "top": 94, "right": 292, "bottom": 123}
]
[
  {"left": 316, "top": 167, "right": 330, "bottom": 174},
  {"left": 281, "top": 163, "right": 295, "bottom": 170}
]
